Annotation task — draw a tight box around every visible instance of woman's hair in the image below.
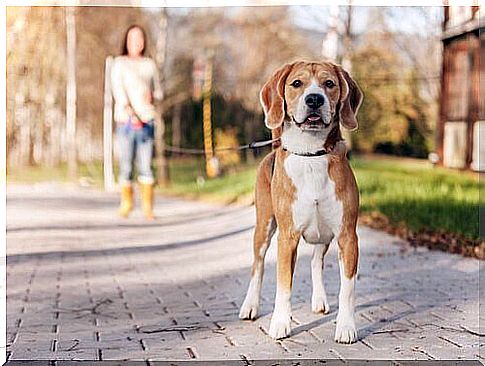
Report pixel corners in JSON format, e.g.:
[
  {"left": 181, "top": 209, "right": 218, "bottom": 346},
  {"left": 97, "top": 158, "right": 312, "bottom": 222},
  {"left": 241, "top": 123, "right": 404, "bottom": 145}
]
[{"left": 121, "top": 24, "right": 147, "bottom": 56}]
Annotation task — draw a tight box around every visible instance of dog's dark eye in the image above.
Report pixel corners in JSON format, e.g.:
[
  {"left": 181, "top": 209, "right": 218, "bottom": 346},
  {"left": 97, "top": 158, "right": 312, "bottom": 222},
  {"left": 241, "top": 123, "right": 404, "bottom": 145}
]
[
  {"left": 324, "top": 80, "right": 336, "bottom": 88},
  {"left": 290, "top": 80, "right": 303, "bottom": 88}
]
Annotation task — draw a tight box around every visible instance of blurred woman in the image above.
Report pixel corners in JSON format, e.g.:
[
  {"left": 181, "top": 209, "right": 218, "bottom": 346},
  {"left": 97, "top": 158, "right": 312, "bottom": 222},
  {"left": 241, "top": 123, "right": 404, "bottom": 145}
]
[{"left": 111, "top": 24, "right": 162, "bottom": 219}]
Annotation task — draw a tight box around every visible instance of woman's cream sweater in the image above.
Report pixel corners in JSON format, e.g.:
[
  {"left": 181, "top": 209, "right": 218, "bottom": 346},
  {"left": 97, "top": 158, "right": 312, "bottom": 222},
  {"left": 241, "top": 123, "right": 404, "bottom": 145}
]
[{"left": 110, "top": 56, "right": 163, "bottom": 123}]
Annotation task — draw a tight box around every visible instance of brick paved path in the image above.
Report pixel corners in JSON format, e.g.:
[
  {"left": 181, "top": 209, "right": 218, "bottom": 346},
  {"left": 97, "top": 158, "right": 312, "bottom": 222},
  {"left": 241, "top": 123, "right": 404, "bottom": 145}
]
[{"left": 5, "top": 184, "right": 482, "bottom": 362}]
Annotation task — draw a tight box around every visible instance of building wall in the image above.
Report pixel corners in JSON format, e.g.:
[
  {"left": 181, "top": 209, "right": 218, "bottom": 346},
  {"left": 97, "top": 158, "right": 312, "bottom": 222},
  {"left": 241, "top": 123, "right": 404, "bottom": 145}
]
[{"left": 438, "top": 6, "right": 483, "bottom": 170}]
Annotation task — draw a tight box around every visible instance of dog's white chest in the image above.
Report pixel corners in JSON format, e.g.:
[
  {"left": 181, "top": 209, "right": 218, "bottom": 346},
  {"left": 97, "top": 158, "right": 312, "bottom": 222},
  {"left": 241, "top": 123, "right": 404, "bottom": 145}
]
[{"left": 284, "top": 154, "right": 343, "bottom": 244}]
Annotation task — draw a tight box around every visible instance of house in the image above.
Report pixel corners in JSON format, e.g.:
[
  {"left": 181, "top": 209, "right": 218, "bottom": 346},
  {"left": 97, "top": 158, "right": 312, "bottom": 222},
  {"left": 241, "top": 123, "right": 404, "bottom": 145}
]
[{"left": 437, "top": 5, "right": 483, "bottom": 170}]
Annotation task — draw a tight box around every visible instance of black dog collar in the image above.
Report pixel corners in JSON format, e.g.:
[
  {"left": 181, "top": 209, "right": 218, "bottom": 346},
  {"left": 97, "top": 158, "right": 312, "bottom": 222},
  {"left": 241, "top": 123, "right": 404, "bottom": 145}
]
[{"left": 282, "top": 147, "right": 329, "bottom": 157}]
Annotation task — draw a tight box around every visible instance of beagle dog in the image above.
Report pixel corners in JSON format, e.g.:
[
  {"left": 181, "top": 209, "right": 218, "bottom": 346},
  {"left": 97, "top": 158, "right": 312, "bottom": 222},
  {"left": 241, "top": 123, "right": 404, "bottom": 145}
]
[{"left": 239, "top": 61, "right": 363, "bottom": 344}]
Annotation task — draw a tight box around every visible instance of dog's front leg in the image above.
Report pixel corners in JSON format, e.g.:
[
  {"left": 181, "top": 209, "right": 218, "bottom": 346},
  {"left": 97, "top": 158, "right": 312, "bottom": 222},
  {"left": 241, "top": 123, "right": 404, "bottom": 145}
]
[
  {"left": 311, "top": 243, "right": 330, "bottom": 314},
  {"left": 335, "top": 230, "right": 358, "bottom": 344},
  {"left": 269, "top": 230, "right": 300, "bottom": 339}
]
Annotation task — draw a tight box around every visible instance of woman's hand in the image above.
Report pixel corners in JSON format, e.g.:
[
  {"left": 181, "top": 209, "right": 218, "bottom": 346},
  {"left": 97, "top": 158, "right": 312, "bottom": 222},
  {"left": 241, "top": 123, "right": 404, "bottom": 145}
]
[
  {"left": 145, "top": 91, "right": 153, "bottom": 105},
  {"left": 124, "top": 104, "right": 134, "bottom": 116},
  {"left": 124, "top": 105, "right": 141, "bottom": 125}
]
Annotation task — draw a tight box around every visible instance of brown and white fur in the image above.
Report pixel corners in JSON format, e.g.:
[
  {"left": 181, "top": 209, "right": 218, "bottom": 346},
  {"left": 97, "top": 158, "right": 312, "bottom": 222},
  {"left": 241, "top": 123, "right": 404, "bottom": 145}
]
[{"left": 239, "top": 61, "right": 363, "bottom": 344}]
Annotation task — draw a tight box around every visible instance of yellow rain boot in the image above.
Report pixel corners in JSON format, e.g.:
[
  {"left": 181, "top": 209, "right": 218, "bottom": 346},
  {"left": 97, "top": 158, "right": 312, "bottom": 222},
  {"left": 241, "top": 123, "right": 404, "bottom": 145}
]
[
  {"left": 118, "top": 184, "right": 134, "bottom": 218},
  {"left": 140, "top": 183, "right": 155, "bottom": 220}
]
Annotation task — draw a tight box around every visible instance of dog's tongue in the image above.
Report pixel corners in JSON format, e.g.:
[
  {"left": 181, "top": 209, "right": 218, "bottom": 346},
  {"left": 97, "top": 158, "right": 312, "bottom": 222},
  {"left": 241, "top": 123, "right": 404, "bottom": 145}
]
[{"left": 307, "top": 115, "right": 321, "bottom": 122}]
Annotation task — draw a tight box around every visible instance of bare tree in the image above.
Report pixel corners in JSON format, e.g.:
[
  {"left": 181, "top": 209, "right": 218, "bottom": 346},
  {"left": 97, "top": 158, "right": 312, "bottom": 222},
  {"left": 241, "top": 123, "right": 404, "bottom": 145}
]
[
  {"left": 7, "top": 5, "right": 156, "bottom": 175},
  {"left": 7, "top": 7, "right": 67, "bottom": 168}
]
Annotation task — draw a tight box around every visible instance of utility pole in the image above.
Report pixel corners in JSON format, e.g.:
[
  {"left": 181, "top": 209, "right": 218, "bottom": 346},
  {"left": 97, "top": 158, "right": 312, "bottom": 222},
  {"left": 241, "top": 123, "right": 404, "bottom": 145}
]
[
  {"left": 155, "top": 8, "right": 170, "bottom": 186},
  {"left": 65, "top": 6, "right": 77, "bottom": 179}
]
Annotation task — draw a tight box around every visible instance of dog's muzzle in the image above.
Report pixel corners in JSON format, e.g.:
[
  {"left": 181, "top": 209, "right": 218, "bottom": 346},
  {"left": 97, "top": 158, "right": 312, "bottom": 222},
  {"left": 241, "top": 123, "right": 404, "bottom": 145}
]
[{"left": 292, "top": 113, "right": 330, "bottom": 130}]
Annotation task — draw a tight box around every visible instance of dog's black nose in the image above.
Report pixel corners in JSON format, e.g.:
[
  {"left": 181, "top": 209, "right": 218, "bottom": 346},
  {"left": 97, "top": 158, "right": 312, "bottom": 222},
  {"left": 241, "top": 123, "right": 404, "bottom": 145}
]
[{"left": 305, "top": 93, "right": 325, "bottom": 109}]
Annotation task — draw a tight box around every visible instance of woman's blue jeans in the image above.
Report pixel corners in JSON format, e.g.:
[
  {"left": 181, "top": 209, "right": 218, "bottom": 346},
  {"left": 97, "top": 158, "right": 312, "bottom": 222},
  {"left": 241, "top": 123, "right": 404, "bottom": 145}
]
[{"left": 117, "top": 120, "right": 155, "bottom": 185}]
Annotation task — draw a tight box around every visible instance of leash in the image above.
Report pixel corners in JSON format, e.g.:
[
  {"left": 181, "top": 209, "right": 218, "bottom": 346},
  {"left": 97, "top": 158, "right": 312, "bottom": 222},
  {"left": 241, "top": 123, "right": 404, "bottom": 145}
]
[{"left": 164, "top": 137, "right": 280, "bottom": 155}]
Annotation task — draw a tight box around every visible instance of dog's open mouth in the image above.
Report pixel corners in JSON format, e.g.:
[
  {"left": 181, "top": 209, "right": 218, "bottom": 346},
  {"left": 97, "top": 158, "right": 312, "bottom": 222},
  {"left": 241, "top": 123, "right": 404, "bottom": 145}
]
[{"left": 294, "top": 113, "right": 329, "bottom": 130}]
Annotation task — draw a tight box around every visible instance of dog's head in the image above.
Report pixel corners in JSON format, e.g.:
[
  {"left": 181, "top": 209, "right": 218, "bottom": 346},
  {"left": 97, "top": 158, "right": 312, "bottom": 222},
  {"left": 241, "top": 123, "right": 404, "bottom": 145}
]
[{"left": 260, "top": 61, "right": 363, "bottom": 151}]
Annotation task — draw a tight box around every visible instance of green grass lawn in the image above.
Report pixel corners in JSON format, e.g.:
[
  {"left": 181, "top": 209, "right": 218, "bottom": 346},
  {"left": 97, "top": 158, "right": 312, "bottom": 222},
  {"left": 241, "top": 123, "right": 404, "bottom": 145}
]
[
  {"left": 158, "top": 155, "right": 480, "bottom": 239},
  {"left": 7, "top": 154, "right": 481, "bottom": 239},
  {"left": 352, "top": 156, "right": 481, "bottom": 239},
  {"left": 159, "top": 158, "right": 259, "bottom": 204},
  {"left": 7, "top": 161, "right": 105, "bottom": 186}
]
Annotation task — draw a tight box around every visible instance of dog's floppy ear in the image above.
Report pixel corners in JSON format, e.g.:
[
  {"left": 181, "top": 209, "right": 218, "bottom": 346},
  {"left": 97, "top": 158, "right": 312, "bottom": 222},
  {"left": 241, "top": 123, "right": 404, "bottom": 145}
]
[
  {"left": 260, "top": 63, "right": 293, "bottom": 129},
  {"left": 334, "top": 65, "right": 363, "bottom": 131}
]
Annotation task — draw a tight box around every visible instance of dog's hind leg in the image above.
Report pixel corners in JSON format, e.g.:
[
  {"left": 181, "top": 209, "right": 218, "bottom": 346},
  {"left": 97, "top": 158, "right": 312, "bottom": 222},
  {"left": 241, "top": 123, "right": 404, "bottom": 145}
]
[
  {"left": 311, "top": 243, "right": 330, "bottom": 314},
  {"left": 239, "top": 215, "right": 275, "bottom": 320},
  {"left": 239, "top": 152, "right": 276, "bottom": 320}
]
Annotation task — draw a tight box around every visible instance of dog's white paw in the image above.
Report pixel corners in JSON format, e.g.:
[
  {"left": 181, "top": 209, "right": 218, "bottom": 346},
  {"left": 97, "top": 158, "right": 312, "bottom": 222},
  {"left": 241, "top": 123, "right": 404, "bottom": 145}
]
[
  {"left": 311, "top": 295, "right": 330, "bottom": 314},
  {"left": 239, "top": 299, "right": 259, "bottom": 320},
  {"left": 334, "top": 320, "right": 357, "bottom": 344},
  {"left": 269, "top": 314, "right": 291, "bottom": 339}
]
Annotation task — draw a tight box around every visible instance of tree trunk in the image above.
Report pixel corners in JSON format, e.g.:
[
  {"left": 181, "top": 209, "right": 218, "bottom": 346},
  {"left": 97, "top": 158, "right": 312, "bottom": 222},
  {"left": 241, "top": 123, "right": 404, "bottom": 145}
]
[
  {"left": 341, "top": 5, "right": 354, "bottom": 150},
  {"left": 66, "top": 6, "right": 77, "bottom": 179},
  {"left": 172, "top": 102, "right": 182, "bottom": 157},
  {"left": 155, "top": 8, "right": 170, "bottom": 186},
  {"left": 321, "top": 6, "right": 340, "bottom": 61},
  {"left": 16, "top": 95, "right": 30, "bottom": 166}
]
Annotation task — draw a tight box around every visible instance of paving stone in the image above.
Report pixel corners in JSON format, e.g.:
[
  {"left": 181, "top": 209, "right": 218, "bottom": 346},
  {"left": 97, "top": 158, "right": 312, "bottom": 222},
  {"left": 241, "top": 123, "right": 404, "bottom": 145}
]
[{"left": 5, "top": 183, "right": 481, "bottom": 362}]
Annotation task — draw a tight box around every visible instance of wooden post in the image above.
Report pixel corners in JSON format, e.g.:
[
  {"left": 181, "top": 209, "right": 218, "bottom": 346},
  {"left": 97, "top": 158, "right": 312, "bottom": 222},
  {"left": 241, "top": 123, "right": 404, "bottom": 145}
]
[
  {"left": 103, "top": 56, "right": 115, "bottom": 191},
  {"left": 202, "top": 52, "right": 217, "bottom": 178},
  {"left": 244, "top": 114, "right": 255, "bottom": 164},
  {"left": 65, "top": 6, "right": 77, "bottom": 179}
]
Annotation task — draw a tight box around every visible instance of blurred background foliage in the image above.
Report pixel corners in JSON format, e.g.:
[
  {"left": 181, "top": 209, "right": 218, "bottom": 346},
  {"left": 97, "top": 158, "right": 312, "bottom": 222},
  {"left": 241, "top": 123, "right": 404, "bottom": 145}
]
[{"left": 7, "top": 5, "right": 442, "bottom": 170}]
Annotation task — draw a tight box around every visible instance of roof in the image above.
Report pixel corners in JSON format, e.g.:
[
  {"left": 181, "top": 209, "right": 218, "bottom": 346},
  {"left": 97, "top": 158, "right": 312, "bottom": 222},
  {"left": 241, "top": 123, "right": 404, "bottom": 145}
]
[{"left": 442, "top": 11, "right": 484, "bottom": 41}]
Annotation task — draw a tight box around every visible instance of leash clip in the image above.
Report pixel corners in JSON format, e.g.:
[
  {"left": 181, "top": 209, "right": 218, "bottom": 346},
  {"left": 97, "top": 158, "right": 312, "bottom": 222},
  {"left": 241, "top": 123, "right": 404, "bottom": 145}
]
[{"left": 248, "top": 138, "right": 280, "bottom": 149}]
